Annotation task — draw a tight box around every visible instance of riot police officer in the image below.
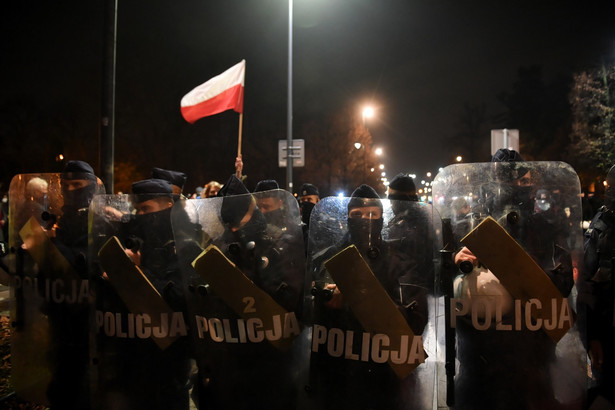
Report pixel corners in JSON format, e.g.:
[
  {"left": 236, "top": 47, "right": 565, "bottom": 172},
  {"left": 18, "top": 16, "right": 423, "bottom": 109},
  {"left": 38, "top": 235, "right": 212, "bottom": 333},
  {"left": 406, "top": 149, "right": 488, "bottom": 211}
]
[
  {"left": 579, "top": 165, "right": 615, "bottom": 408},
  {"left": 298, "top": 182, "right": 320, "bottom": 227},
  {"left": 47, "top": 160, "right": 103, "bottom": 409},
  {"left": 451, "top": 152, "right": 577, "bottom": 409},
  {"left": 386, "top": 173, "right": 435, "bottom": 293},
  {"left": 190, "top": 175, "right": 304, "bottom": 409},
  {"left": 309, "top": 184, "right": 429, "bottom": 409},
  {"left": 298, "top": 182, "right": 320, "bottom": 256},
  {"left": 253, "top": 179, "right": 287, "bottom": 229},
  {"left": 219, "top": 175, "right": 302, "bottom": 313},
  {"left": 94, "top": 178, "right": 192, "bottom": 410}
]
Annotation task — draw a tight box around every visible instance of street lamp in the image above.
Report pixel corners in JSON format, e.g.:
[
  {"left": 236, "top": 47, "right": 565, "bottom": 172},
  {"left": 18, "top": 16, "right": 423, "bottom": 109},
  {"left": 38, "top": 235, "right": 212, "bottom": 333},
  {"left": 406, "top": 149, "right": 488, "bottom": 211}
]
[
  {"left": 286, "top": 0, "right": 294, "bottom": 191},
  {"left": 362, "top": 106, "right": 374, "bottom": 127},
  {"left": 456, "top": 155, "right": 463, "bottom": 162},
  {"left": 375, "top": 147, "right": 383, "bottom": 156}
]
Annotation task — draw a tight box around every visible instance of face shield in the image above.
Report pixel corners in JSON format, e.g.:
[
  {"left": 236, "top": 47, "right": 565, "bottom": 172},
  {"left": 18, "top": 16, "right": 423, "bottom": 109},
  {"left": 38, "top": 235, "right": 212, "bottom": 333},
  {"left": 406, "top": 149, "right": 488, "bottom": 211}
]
[{"left": 605, "top": 165, "right": 615, "bottom": 210}]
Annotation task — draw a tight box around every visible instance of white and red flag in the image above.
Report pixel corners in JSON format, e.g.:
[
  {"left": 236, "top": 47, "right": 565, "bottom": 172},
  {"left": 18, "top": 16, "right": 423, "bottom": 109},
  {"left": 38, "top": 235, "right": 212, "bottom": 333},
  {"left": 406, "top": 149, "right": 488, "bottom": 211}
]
[{"left": 180, "top": 60, "right": 245, "bottom": 124}]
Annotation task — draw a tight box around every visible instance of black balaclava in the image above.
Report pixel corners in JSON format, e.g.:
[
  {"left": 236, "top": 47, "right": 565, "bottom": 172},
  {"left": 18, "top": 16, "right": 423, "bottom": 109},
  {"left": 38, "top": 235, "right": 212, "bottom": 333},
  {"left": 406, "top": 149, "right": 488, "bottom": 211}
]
[
  {"left": 347, "top": 216, "right": 383, "bottom": 259},
  {"left": 61, "top": 160, "right": 99, "bottom": 212},
  {"left": 62, "top": 183, "right": 97, "bottom": 212},
  {"left": 58, "top": 161, "right": 100, "bottom": 244},
  {"left": 234, "top": 208, "right": 267, "bottom": 245},
  {"left": 128, "top": 179, "right": 175, "bottom": 268},
  {"left": 492, "top": 152, "right": 534, "bottom": 217},
  {"left": 300, "top": 201, "right": 315, "bottom": 226},
  {"left": 263, "top": 207, "right": 285, "bottom": 228},
  {"left": 133, "top": 208, "right": 175, "bottom": 274},
  {"left": 347, "top": 184, "right": 383, "bottom": 259}
]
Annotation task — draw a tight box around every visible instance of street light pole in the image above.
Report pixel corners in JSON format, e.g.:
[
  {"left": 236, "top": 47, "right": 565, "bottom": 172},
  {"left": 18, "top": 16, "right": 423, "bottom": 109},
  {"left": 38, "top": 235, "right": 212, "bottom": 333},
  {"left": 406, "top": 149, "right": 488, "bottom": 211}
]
[
  {"left": 354, "top": 143, "right": 367, "bottom": 183},
  {"left": 286, "top": 0, "right": 293, "bottom": 192},
  {"left": 100, "top": 0, "right": 117, "bottom": 193}
]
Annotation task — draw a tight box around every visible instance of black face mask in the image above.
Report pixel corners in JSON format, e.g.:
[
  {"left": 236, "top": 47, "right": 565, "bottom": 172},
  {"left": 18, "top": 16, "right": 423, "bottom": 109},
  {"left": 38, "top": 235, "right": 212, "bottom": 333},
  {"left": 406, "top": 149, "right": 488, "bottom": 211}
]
[
  {"left": 63, "top": 182, "right": 97, "bottom": 212},
  {"left": 263, "top": 208, "right": 286, "bottom": 228},
  {"left": 235, "top": 209, "right": 267, "bottom": 244},
  {"left": 347, "top": 217, "right": 383, "bottom": 259},
  {"left": 512, "top": 186, "right": 534, "bottom": 214},
  {"left": 131, "top": 207, "right": 174, "bottom": 247},
  {"left": 62, "top": 182, "right": 96, "bottom": 210},
  {"left": 300, "top": 202, "right": 315, "bottom": 225}
]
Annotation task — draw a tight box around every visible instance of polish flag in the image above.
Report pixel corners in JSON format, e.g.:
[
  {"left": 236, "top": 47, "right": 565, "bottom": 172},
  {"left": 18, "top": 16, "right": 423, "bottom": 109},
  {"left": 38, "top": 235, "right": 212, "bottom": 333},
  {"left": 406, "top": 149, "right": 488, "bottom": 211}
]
[{"left": 181, "top": 60, "right": 245, "bottom": 124}]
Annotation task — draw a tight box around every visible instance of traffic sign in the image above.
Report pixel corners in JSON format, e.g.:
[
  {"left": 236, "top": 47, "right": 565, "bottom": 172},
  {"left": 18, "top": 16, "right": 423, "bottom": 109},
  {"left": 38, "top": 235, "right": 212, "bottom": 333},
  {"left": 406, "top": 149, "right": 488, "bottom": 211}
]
[{"left": 278, "top": 139, "right": 305, "bottom": 167}]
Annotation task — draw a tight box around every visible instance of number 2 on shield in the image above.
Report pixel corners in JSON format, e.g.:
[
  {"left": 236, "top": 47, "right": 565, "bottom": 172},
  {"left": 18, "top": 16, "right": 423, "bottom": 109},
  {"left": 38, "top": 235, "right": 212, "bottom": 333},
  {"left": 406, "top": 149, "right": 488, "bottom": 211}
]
[{"left": 243, "top": 296, "right": 256, "bottom": 313}]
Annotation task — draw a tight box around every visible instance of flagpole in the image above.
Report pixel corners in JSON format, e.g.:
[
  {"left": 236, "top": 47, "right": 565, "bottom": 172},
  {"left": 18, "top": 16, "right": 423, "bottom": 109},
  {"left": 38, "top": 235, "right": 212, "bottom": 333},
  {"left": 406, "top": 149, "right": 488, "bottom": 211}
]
[{"left": 237, "top": 112, "right": 243, "bottom": 157}]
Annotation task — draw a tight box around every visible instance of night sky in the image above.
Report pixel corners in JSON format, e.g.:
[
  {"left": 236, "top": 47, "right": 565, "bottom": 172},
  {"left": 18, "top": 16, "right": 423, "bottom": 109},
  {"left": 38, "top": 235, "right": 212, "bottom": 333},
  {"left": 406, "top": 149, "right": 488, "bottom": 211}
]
[{"left": 2, "top": 1, "right": 614, "bottom": 193}]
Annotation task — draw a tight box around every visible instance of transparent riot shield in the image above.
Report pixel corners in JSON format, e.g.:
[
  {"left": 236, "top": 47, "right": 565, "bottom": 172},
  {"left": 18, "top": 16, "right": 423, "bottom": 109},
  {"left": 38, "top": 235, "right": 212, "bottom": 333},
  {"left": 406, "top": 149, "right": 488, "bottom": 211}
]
[
  {"left": 7, "top": 172, "right": 104, "bottom": 407},
  {"left": 172, "top": 189, "right": 307, "bottom": 410},
  {"left": 304, "top": 195, "right": 441, "bottom": 410},
  {"left": 89, "top": 194, "right": 193, "bottom": 410},
  {"left": 432, "top": 161, "right": 587, "bottom": 409}
]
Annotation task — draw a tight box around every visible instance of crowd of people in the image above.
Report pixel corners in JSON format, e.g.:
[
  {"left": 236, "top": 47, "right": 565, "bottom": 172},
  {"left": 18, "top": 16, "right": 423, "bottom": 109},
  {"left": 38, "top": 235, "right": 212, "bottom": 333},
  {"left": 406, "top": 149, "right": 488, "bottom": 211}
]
[{"left": 0, "top": 150, "right": 613, "bottom": 409}]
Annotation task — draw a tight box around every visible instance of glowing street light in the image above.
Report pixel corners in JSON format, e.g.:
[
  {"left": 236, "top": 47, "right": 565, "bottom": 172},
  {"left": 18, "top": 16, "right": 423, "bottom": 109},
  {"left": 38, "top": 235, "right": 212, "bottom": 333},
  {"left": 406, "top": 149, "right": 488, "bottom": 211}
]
[
  {"left": 456, "top": 155, "right": 463, "bottom": 162},
  {"left": 362, "top": 105, "right": 375, "bottom": 126},
  {"left": 375, "top": 147, "right": 383, "bottom": 156}
]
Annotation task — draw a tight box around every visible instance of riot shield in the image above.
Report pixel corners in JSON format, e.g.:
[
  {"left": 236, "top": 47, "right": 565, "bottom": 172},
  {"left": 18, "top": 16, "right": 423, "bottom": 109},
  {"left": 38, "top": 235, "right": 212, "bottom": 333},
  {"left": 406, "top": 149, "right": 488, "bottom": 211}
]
[
  {"left": 432, "top": 161, "right": 587, "bottom": 409},
  {"left": 304, "top": 195, "right": 440, "bottom": 410},
  {"left": 7, "top": 172, "right": 104, "bottom": 407},
  {"left": 171, "top": 189, "right": 307, "bottom": 409},
  {"left": 89, "top": 194, "right": 193, "bottom": 410}
]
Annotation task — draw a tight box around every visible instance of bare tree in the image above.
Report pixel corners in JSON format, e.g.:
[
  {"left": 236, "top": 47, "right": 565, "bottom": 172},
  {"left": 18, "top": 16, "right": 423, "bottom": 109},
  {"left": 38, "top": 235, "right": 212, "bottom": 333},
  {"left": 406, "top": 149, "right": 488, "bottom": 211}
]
[{"left": 295, "top": 108, "right": 381, "bottom": 197}]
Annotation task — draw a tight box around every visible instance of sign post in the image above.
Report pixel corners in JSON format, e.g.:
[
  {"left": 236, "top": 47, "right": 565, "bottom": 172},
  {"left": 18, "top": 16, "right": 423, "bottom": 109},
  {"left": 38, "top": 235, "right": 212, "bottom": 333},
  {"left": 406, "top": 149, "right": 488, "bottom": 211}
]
[
  {"left": 491, "top": 129, "right": 519, "bottom": 155},
  {"left": 278, "top": 139, "right": 305, "bottom": 168}
]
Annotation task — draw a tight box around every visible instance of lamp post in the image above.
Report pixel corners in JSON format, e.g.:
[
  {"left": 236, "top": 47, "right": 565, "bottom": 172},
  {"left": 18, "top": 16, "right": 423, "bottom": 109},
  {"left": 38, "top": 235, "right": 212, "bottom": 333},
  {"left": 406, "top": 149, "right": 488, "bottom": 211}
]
[
  {"left": 101, "top": 0, "right": 118, "bottom": 193},
  {"left": 354, "top": 142, "right": 367, "bottom": 183},
  {"left": 286, "top": 0, "right": 293, "bottom": 192}
]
